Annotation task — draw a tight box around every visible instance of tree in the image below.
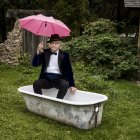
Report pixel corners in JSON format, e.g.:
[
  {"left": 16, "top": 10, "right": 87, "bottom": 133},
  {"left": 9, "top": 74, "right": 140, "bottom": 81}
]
[
  {"left": 0, "top": 0, "right": 8, "bottom": 42},
  {"left": 0, "top": 0, "right": 52, "bottom": 43},
  {"left": 54, "top": 0, "right": 90, "bottom": 36}
]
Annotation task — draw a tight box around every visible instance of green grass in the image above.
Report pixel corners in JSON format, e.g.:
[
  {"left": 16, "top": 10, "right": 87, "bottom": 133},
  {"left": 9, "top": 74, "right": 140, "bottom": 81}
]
[{"left": 0, "top": 63, "right": 140, "bottom": 140}]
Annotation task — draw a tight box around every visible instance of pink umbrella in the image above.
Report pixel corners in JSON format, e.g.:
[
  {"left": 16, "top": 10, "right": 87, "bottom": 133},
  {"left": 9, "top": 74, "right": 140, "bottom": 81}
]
[{"left": 18, "top": 14, "right": 71, "bottom": 37}]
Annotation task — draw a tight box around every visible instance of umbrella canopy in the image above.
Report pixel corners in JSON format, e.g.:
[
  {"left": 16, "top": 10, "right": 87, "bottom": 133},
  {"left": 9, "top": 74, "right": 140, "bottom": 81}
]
[{"left": 18, "top": 14, "right": 71, "bottom": 37}]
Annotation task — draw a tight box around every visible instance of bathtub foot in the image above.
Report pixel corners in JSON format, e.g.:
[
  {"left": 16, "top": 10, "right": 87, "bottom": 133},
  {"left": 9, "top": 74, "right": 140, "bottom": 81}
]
[{"left": 88, "top": 103, "right": 101, "bottom": 128}]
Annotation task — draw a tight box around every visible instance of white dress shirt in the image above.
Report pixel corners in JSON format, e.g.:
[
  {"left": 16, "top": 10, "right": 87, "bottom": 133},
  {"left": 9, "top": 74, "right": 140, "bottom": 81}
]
[{"left": 45, "top": 50, "right": 61, "bottom": 74}]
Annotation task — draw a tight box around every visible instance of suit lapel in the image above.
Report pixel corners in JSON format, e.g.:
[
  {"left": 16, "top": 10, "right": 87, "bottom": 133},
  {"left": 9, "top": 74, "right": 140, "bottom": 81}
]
[
  {"left": 45, "top": 49, "right": 51, "bottom": 67},
  {"left": 58, "top": 49, "right": 64, "bottom": 68}
]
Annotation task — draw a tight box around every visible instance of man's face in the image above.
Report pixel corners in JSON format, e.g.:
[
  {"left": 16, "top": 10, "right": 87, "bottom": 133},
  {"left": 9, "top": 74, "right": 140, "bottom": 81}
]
[{"left": 49, "top": 41, "right": 61, "bottom": 52}]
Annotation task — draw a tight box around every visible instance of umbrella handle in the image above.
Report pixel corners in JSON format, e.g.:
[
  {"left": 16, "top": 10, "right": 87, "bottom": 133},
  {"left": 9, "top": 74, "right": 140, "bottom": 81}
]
[
  {"left": 41, "top": 36, "right": 48, "bottom": 49},
  {"left": 40, "top": 22, "right": 48, "bottom": 48}
]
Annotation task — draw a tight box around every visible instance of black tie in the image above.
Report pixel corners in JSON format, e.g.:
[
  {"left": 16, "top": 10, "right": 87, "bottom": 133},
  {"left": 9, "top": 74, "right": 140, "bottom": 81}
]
[{"left": 50, "top": 52, "right": 57, "bottom": 55}]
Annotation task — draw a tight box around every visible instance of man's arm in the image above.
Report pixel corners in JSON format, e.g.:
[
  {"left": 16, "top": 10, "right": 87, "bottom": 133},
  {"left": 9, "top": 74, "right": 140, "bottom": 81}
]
[
  {"left": 32, "top": 42, "right": 44, "bottom": 67},
  {"left": 65, "top": 54, "right": 77, "bottom": 93},
  {"left": 32, "top": 53, "right": 42, "bottom": 67},
  {"left": 64, "top": 53, "right": 75, "bottom": 87}
]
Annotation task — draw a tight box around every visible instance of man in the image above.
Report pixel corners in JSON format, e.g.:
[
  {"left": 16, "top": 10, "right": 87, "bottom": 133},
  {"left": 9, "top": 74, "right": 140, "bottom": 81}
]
[{"left": 32, "top": 34, "right": 77, "bottom": 99}]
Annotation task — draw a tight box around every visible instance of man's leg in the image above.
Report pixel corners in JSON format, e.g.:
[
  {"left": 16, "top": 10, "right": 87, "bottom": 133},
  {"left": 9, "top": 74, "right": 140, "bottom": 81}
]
[
  {"left": 54, "top": 79, "right": 69, "bottom": 99},
  {"left": 33, "top": 79, "right": 52, "bottom": 95}
]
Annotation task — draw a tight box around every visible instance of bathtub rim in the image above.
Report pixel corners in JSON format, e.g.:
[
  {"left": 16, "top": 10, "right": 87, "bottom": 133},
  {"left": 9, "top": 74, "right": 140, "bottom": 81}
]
[{"left": 18, "top": 85, "right": 108, "bottom": 106}]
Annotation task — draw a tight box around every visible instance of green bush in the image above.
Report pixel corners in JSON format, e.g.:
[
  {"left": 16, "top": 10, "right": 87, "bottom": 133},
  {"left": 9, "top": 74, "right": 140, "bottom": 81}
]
[
  {"left": 18, "top": 51, "right": 31, "bottom": 67},
  {"left": 64, "top": 19, "right": 139, "bottom": 79},
  {"left": 83, "top": 18, "right": 117, "bottom": 36},
  {"left": 73, "top": 61, "right": 113, "bottom": 96}
]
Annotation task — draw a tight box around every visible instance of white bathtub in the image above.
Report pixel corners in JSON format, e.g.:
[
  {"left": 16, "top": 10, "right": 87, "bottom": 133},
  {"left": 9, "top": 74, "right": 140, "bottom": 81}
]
[{"left": 18, "top": 85, "right": 108, "bottom": 129}]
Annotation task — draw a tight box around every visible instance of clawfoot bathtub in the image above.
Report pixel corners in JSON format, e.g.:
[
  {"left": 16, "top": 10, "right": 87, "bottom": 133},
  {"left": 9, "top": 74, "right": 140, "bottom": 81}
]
[{"left": 18, "top": 85, "right": 108, "bottom": 129}]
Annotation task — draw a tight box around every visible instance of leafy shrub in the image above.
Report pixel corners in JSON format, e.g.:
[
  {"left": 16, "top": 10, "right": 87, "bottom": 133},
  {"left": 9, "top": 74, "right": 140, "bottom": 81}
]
[
  {"left": 83, "top": 18, "right": 117, "bottom": 36},
  {"left": 73, "top": 61, "right": 114, "bottom": 97},
  {"left": 64, "top": 19, "right": 139, "bottom": 79},
  {"left": 18, "top": 51, "right": 31, "bottom": 67}
]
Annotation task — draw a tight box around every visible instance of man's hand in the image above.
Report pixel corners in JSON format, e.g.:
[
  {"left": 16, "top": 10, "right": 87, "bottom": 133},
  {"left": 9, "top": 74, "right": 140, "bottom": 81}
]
[
  {"left": 69, "top": 87, "right": 77, "bottom": 94},
  {"left": 37, "top": 42, "right": 44, "bottom": 54}
]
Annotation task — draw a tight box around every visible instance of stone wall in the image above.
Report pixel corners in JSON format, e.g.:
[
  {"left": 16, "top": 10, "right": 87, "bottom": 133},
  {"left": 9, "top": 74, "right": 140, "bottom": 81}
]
[{"left": 0, "top": 21, "right": 22, "bottom": 66}]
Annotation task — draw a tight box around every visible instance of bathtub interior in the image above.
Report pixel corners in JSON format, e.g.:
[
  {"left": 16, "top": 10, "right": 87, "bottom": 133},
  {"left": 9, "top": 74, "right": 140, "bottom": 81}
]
[{"left": 18, "top": 85, "right": 108, "bottom": 104}]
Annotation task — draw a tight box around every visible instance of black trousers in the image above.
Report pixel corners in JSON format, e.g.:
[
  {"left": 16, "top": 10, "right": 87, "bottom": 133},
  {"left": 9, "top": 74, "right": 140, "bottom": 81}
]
[{"left": 33, "top": 78, "right": 69, "bottom": 99}]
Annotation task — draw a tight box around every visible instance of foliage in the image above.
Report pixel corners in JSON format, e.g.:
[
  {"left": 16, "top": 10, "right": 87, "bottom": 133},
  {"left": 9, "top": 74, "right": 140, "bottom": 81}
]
[
  {"left": 64, "top": 19, "right": 139, "bottom": 80},
  {"left": 18, "top": 51, "right": 31, "bottom": 67},
  {"left": 116, "top": 20, "right": 138, "bottom": 35},
  {"left": 54, "top": 0, "right": 90, "bottom": 36},
  {"left": 83, "top": 18, "right": 117, "bottom": 35},
  {"left": 4, "top": 0, "right": 48, "bottom": 9},
  {"left": 73, "top": 61, "right": 114, "bottom": 95},
  {"left": 21, "top": 0, "right": 49, "bottom": 9}
]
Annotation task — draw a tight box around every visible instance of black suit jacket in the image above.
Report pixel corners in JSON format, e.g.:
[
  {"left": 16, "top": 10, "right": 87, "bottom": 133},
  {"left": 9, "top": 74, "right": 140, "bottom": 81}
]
[{"left": 32, "top": 49, "right": 75, "bottom": 87}]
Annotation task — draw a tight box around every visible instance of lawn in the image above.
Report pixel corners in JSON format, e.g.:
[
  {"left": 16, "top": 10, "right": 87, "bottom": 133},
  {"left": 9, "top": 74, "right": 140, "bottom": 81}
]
[{"left": 0, "top": 63, "right": 140, "bottom": 140}]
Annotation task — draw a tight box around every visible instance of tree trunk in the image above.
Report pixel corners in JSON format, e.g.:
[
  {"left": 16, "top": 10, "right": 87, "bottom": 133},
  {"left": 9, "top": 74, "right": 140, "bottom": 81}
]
[
  {"left": 137, "top": 16, "right": 140, "bottom": 63},
  {"left": 0, "top": 6, "right": 7, "bottom": 42}
]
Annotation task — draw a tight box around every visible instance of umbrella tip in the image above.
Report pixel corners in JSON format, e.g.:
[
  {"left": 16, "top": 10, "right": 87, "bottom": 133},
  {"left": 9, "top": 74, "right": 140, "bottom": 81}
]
[{"left": 45, "top": 22, "right": 47, "bottom": 27}]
